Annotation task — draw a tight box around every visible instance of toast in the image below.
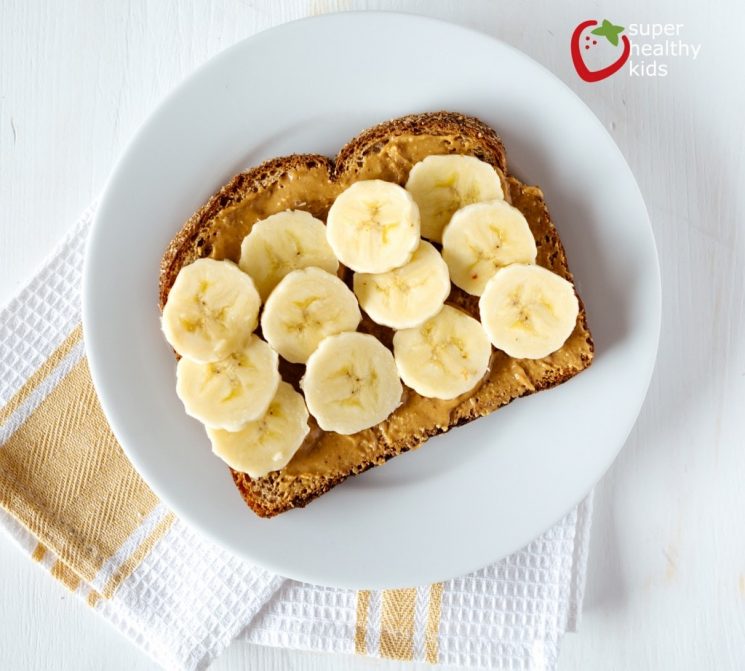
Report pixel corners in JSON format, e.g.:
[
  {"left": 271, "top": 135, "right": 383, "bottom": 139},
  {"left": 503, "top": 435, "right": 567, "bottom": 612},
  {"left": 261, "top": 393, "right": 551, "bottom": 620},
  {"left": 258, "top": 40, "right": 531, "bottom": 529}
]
[{"left": 159, "top": 112, "right": 594, "bottom": 517}]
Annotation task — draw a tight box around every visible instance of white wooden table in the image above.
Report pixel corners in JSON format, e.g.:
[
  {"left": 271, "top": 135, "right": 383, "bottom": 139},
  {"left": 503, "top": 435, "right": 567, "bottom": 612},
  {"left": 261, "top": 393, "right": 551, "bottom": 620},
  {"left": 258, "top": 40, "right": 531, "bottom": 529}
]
[{"left": 2, "top": 1, "right": 744, "bottom": 669}]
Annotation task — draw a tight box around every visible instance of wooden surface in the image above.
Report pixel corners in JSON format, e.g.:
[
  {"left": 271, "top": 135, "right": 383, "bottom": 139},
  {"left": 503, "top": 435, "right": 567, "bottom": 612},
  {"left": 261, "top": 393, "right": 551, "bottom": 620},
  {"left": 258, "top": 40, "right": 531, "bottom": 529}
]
[{"left": 1, "top": 1, "right": 744, "bottom": 669}]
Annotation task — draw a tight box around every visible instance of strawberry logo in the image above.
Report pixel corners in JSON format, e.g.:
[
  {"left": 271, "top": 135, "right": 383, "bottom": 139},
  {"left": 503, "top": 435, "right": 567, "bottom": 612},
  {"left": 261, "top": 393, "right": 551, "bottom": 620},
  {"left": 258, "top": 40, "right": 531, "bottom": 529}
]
[{"left": 571, "top": 19, "right": 631, "bottom": 82}]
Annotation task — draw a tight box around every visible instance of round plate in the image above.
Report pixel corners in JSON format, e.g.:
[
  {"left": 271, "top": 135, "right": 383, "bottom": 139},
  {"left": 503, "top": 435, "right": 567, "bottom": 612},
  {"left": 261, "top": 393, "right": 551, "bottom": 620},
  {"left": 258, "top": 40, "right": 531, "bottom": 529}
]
[{"left": 83, "top": 12, "right": 660, "bottom": 589}]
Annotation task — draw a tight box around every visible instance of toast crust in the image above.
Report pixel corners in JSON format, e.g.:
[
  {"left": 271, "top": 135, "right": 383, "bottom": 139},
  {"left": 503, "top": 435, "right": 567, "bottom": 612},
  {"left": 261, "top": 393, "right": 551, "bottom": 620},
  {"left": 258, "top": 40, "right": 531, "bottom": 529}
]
[{"left": 158, "top": 112, "right": 594, "bottom": 518}]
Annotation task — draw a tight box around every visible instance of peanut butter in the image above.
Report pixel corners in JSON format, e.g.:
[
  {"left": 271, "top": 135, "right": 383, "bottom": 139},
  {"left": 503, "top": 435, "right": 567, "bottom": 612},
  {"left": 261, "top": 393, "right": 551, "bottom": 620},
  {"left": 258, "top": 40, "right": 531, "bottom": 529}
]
[{"left": 197, "top": 136, "right": 592, "bottom": 491}]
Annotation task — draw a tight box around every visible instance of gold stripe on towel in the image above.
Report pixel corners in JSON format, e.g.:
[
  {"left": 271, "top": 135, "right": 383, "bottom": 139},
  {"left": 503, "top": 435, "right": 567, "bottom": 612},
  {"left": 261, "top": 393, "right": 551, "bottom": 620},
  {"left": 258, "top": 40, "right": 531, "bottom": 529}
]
[
  {"left": 354, "top": 590, "right": 371, "bottom": 654},
  {"left": 425, "top": 582, "right": 444, "bottom": 663},
  {"left": 0, "top": 358, "right": 159, "bottom": 583},
  {"left": 379, "top": 588, "right": 417, "bottom": 660},
  {"left": 51, "top": 559, "right": 81, "bottom": 592},
  {"left": 31, "top": 543, "right": 47, "bottom": 562},
  {"left": 101, "top": 512, "right": 175, "bottom": 598},
  {"left": 0, "top": 325, "right": 83, "bottom": 425}
]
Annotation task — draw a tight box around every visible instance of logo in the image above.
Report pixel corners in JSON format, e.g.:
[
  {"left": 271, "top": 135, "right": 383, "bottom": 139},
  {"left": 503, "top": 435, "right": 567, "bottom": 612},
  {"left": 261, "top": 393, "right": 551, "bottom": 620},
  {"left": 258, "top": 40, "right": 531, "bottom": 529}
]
[
  {"left": 571, "top": 19, "right": 630, "bottom": 82},
  {"left": 571, "top": 20, "right": 702, "bottom": 81}
]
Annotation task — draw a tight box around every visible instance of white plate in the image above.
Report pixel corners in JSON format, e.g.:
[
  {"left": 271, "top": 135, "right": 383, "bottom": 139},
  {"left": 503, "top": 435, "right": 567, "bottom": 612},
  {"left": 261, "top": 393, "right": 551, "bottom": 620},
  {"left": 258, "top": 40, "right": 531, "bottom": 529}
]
[{"left": 83, "top": 12, "right": 660, "bottom": 589}]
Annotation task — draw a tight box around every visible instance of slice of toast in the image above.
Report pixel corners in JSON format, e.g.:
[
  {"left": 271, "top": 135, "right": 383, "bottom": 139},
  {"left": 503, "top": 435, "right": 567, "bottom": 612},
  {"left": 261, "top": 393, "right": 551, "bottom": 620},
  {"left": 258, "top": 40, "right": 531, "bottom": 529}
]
[{"left": 159, "top": 112, "right": 594, "bottom": 517}]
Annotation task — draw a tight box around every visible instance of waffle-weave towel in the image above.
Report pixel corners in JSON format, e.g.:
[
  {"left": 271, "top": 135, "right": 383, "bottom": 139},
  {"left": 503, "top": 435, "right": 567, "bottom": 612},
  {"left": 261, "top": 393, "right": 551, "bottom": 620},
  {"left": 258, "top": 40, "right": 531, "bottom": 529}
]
[{"left": 0, "top": 205, "right": 593, "bottom": 670}]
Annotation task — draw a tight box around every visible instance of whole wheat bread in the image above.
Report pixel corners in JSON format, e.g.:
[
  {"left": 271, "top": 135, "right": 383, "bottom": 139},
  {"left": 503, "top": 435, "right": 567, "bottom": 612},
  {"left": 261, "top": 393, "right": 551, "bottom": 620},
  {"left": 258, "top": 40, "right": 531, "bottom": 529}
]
[{"left": 159, "top": 112, "right": 594, "bottom": 517}]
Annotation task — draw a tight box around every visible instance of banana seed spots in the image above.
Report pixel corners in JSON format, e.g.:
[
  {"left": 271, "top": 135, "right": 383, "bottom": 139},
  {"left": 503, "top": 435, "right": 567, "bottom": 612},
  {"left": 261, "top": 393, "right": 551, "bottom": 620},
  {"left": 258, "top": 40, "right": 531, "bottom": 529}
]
[
  {"left": 430, "top": 175, "right": 462, "bottom": 222},
  {"left": 466, "top": 225, "right": 510, "bottom": 278},
  {"left": 435, "top": 203, "right": 459, "bottom": 221},
  {"left": 206, "top": 361, "right": 241, "bottom": 401},
  {"left": 233, "top": 353, "right": 257, "bottom": 371},
  {"left": 509, "top": 286, "right": 557, "bottom": 333},
  {"left": 379, "top": 222, "right": 399, "bottom": 245},
  {"left": 453, "top": 337, "right": 469, "bottom": 360},
  {"left": 359, "top": 203, "right": 401, "bottom": 244},
  {"left": 510, "top": 311, "right": 535, "bottom": 333},
  {"left": 265, "top": 248, "right": 280, "bottom": 270},
  {"left": 286, "top": 232, "right": 305, "bottom": 258},
  {"left": 328, "top": 363, "right": 376, "bottom": 407},
  {"left": 360, "top": 202, "right": 382, "bottom": 232},
  {"left": 540, "top": 298, "right": 557, "bottom": 320},
  {"left": 434, "top": 174, "right": 457, "bottom": 190},
  {"left": 210, "top": 354, "right": 257, "bottom": 402},
  {"left": 506, "top": 288, "right": 536, "bottom": 333},
  {"left": 393, "top": 274, "right": 412, "bottom": 293},
  {"left": 264, "top": 244, "right": 286, "bottom": 272},
  {"left": 422, "top": 323, "right": 436, "bottom": 340},
  {"left": 221, "top": 385, "right": 241, "bottom": 402},
  {"left": 372, "top": 279, "right": 393, "bottom": 297},
  {"left": 335, "top": 365, "right": 365, "bottom": 407},
  {"left": 258, "top": 426, "right": 283, "bottom": 443},
  {"left": 288, "top": 295, "right": 323, "bottom": 333},
  {"left": 487, "top": 225, "right": 505, "bottom": 250},
  {"left": 462, "top": 183, "right": 482, "bottom": 205},
  {"left": 442, "top": 333, "right": 470, "bottom": 362},
  {"left": 292, "top": 296, "right": 321, "bottom": 311},
  {"left": 422, "top": 325, "right": 448, "bottom": 372},
  {"left": 181, "top": 317, "right": 202, "bottom": 333},
  {"left": 192, "top": 286, "right": 228, "bottom": 333},
  {"left": 338, "top": 396, "right": 363, "bottom": 409},
  {"left": 255, "top": 403, "right": 284, "bottom": 440},
  {"left": 328, "top": 365, "right": 355, "bottom": 381},
  {"left": 466, "top": 242, "right": 492, "bottom": 276},
  {"left": 269, "top": 405, "right": 284, "bottom": 420}
]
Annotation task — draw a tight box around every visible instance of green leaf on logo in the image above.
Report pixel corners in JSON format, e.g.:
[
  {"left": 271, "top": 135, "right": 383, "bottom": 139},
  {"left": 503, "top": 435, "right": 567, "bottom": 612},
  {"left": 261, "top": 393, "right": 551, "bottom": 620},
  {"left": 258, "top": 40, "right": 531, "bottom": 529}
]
[{"left": 591, "top": 19, "right": 625, "bottom": 47}]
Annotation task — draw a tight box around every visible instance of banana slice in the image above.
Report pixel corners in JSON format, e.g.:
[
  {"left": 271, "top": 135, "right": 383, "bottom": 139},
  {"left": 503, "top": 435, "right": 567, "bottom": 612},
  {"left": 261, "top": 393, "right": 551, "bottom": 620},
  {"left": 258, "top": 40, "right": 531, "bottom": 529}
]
[
  {"left": 239, "top": 210, "right": 339, "bottom": 300},
  {"left": 405, "top": 155, "right": 504, "bottom": 243},
  {"left": 442, "top": 200, "right": 537, "bottom": 296},
  {"left": 206, "top": 382, "right": 310, "bottom": 478},
  {"left": 176, "top": 335, "right": 280, "bottom": 431},
  {"left": 326, "top": 180, "right": 420, "bottom": 273},
  {"left": 478, "top": 264, "right": 579, "bottom": 359},
  {"left": 261, "top": 267, "right": 362, "bottom": 364},
  {"left": 393, "top": 305, "right": 492, "bottom": 400},
  {"left": 301, "top": 332, "right": 403, "bottom": 435},
  {"left": 353, "top": 241, "right": 451, "bottom": 329},
  {"left": 162, "top": 258, "right": 261, "bottom": 363}
]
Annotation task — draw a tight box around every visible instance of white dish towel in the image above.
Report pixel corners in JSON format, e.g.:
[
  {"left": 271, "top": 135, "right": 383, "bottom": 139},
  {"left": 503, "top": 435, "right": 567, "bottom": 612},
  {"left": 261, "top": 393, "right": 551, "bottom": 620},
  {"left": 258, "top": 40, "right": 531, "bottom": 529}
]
[{"left": 0, "top": 205, "right": 593, "bottom": 670}]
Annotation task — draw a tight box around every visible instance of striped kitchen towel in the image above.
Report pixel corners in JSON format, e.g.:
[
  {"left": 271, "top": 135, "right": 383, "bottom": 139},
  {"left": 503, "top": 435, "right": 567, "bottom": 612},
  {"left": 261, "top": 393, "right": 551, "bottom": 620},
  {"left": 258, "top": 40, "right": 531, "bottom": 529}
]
[{"left": 0, "top": 205, "right": 593, "bottom": 670}]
